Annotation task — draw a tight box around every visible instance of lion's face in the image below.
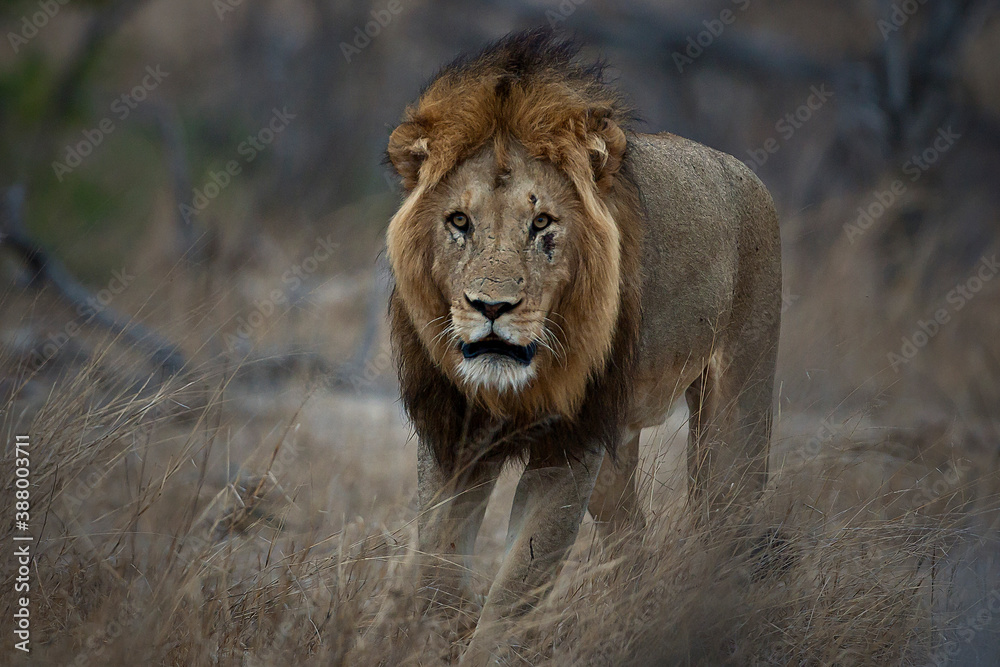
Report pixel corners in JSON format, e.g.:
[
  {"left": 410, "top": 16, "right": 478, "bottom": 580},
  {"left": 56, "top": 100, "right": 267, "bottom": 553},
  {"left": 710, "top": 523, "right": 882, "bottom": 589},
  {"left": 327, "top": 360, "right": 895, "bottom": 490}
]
[
  {"left": 388, "top": 133, "right": 625, "bottom": 417},
  {"left": 423, "top": 144, "right": 578, "bottom": 394},
  {"left": 388, "top": 92, "right": 630, "bottom": 417}
]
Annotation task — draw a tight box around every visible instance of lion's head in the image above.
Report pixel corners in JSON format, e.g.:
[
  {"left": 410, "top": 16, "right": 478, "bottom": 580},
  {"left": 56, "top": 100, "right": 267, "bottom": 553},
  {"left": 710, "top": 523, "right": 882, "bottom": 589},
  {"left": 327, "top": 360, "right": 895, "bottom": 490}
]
[{"left": 386, "top": 29, "right": 641, "bottom": 421}]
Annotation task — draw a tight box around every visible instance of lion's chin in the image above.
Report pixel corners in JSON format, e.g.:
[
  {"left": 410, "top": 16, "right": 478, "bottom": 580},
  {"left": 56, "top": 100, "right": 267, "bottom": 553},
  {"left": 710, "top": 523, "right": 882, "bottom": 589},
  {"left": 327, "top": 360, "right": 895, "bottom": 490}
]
[{"left": 456, "top": 354, "right": 537, "bottom": 395}]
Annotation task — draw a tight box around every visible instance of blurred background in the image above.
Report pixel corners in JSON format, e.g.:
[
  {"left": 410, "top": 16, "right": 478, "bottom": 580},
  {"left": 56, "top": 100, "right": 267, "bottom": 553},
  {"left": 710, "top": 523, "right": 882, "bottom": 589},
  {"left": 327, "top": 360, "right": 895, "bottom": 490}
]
[
  {"left": 1, "top": 1, "right": 999, "bottom": 664},
  {"left": 2, "top": 0, "right": 998, "bottom": 417}
]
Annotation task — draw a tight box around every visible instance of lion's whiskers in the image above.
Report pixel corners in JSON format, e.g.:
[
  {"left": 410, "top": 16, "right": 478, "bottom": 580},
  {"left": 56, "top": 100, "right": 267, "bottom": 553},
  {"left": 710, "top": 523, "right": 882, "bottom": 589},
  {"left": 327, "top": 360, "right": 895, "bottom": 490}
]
[
  {"left": 429, "top": 319, "right": 456, "bottom": 350},
  {"left": 538, "top": 325, "right": 568, "bottom": 367},
  {"left": 420, "top": 314, "right": 448, "bottom": 335},
  {"left": 542, "top": 317, "right": 569, "bottom": 366},
  {"left": 544, "top": 315, "right": 568, "bottom": 342}
]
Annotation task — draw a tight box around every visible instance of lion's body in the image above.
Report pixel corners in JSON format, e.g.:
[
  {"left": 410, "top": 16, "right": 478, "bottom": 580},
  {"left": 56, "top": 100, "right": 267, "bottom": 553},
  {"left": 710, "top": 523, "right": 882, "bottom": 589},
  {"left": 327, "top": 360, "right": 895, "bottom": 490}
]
[
  {"left": 627, "top": 132, "right": 781, "bottom": 430},
  {"left": 384, "top": 30, "right": 781, "bottom": 664}
]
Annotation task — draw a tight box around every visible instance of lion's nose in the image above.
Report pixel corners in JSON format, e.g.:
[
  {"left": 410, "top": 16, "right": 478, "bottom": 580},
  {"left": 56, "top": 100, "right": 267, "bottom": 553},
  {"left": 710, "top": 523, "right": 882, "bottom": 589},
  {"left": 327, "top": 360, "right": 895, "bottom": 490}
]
[{"left": 465, "top": 295, "right": 521, "bottom": 321}]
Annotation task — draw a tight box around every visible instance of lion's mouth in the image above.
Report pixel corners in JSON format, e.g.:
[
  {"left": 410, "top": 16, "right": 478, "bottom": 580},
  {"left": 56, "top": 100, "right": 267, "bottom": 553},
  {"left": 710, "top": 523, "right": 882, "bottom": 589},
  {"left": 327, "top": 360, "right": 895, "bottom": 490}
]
[{"left": 460, "top": 337, "right": 537, "bottom": 365}]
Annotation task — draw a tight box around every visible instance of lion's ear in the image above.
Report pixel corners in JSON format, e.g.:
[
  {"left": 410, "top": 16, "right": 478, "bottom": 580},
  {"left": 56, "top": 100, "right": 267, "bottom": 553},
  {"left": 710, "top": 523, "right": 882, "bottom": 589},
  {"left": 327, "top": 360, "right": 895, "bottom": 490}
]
[
  {"left": 387, "top": 122, "right": 429, "bottom": 190},
  {"left": 586, "top": 111, "right": 627, "bottom": 191}
]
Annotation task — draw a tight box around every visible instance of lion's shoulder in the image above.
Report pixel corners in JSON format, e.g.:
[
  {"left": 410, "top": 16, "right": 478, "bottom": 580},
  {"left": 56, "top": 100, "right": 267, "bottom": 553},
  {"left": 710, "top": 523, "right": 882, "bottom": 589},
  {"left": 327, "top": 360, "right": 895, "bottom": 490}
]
[{"left": 630, "top": 132, "right": 774, "bottom": 210}]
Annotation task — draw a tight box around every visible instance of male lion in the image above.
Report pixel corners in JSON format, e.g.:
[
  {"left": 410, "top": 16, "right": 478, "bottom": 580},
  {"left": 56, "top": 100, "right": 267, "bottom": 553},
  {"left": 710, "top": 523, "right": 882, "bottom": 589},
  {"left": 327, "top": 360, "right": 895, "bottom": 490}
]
[{"left": 385, "top": 29, "right": 781, "bottom": 663}]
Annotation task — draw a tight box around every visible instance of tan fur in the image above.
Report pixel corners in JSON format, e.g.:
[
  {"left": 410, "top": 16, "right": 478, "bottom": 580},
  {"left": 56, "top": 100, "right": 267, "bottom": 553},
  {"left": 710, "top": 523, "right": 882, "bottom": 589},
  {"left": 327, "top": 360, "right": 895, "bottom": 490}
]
[{"left": 385, "top": 30, "right": 781, "bottom": 665}]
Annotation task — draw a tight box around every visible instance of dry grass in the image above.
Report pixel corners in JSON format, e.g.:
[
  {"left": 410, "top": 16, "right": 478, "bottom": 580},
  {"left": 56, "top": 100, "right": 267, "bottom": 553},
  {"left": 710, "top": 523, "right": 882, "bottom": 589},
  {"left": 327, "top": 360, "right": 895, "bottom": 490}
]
[
  {"left": 0, "top": 197, "right": 997, "bottom": 665},
  {"left": 1, "top": 329, "right": 996, "bottom": 665}
]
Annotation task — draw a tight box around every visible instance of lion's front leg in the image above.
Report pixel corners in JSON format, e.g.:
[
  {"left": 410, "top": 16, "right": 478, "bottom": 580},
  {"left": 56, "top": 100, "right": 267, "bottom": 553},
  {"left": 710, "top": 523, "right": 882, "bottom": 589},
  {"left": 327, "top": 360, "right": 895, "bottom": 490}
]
[
  {"left": 461, "top": 449, "right": 603, "bottom": 666},
  {"left": 417, "top": 439, "right": 499, "bottom": 611}
]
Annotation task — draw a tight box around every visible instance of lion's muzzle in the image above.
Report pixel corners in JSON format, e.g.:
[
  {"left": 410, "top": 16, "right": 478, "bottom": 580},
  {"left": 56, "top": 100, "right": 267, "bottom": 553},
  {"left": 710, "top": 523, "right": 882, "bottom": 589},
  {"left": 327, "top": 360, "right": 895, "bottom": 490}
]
[{"left": 465, "top": 295, "right": 522, "bottom": 321}]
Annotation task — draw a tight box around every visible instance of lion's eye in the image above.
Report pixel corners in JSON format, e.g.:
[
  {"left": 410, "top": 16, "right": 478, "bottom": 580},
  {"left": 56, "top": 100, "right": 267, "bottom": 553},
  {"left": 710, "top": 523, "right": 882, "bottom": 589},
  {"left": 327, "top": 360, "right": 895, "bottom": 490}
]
[
  {"left": 448, "top": 211, "right": 469, "bottom": 231},
  {"left": 532, "top": 213, "right": 553, "bottom": 231}
]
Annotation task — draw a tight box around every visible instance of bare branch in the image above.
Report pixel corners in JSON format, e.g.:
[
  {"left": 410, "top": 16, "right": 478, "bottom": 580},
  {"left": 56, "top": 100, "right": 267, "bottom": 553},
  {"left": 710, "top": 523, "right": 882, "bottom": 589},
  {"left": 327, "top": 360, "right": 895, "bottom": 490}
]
[{"left": 0, "top": 185, "right": 185, "bottom": 375}]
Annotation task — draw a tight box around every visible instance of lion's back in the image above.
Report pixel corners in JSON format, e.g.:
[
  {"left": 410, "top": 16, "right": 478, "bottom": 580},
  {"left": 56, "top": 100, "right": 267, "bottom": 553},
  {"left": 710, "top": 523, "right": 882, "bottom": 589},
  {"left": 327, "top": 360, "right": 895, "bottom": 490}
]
[{"left": 626, "top": 132, "right": 781, "bottom": 426}]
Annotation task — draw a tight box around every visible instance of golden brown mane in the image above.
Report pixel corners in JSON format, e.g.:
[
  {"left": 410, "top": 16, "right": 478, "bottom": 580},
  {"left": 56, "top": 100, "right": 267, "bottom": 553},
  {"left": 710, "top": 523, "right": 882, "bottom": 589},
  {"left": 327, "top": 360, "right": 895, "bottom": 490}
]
[
  {"left": 386, "top": 29, "right": 644, "bottom": 465},
  {"left": 387, "top": 30, "right": 631, "bottom": 193}
]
